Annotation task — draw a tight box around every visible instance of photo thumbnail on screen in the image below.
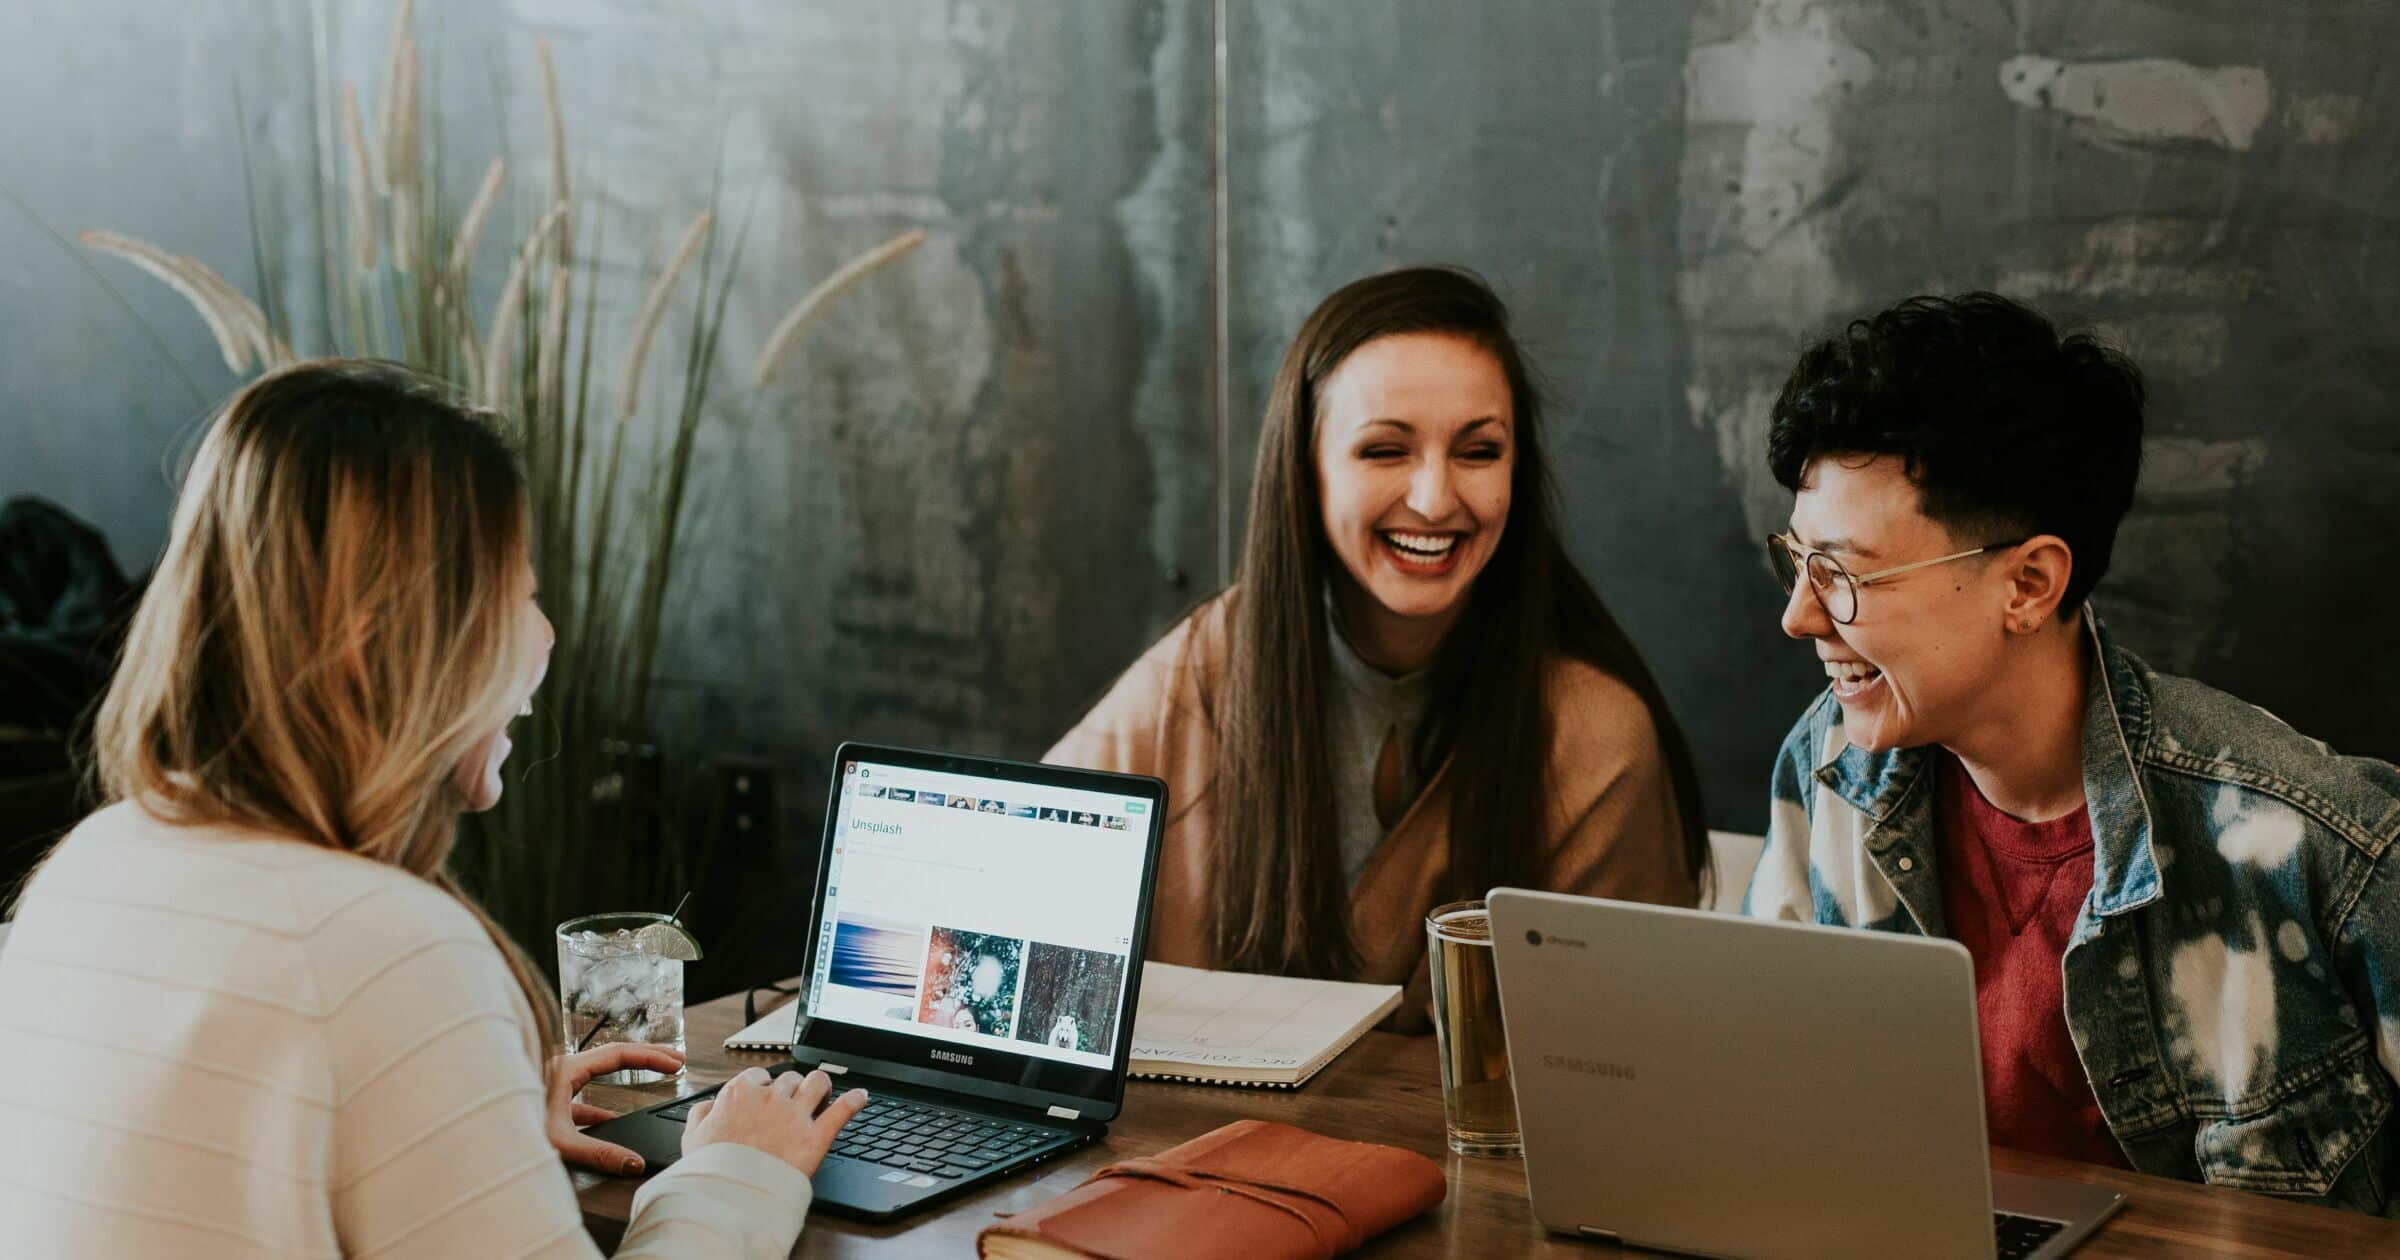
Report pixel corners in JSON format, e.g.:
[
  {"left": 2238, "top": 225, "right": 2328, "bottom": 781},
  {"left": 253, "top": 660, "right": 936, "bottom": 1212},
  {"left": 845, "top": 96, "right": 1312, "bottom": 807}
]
[
  {"left": 917, "top": 926, "right": 1024, "bottom": 1038},
  {"left": 827, "top": 915, "right": 922, "bottom": 1021},
  {"left": 1014, "top": 942, "right": 1127, "bottom": 1054}
]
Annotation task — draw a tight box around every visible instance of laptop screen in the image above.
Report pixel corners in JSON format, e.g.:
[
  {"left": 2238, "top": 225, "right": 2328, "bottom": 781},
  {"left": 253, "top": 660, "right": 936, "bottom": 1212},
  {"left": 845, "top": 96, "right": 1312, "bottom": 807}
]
[{"left": 800, "top": 752, "right": 1157, "bottom": 1087}]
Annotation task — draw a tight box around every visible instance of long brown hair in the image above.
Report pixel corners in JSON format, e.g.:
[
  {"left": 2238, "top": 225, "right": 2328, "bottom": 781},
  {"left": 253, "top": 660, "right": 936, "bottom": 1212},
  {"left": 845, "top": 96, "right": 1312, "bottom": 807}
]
[
  {"left": 82, "top": 359, "right": 560, "bottom": 1061},
  {"left": 1210, "top": 266, "right": 1709, "bottom": 978}
]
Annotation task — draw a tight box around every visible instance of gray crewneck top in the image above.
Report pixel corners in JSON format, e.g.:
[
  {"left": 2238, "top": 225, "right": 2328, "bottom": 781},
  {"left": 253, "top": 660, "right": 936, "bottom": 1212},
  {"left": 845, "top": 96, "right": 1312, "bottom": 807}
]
[{"left": 1324, "top": 611, "right": 1434, "bottom": 885}]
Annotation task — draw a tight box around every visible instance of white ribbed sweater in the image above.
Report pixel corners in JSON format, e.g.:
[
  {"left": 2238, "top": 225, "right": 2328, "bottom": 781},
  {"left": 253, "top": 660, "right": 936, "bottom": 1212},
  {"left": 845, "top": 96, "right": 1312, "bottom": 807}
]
[{"left": 0, "top": 802, "right": 813, "bottom": 1258}]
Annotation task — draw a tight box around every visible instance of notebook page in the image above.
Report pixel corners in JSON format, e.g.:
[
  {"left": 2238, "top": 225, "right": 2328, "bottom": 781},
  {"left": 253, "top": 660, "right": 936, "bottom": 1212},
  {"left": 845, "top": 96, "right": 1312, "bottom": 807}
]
[{"left": 1130, "top": 963, "right": 1400, "bottom": 1074}]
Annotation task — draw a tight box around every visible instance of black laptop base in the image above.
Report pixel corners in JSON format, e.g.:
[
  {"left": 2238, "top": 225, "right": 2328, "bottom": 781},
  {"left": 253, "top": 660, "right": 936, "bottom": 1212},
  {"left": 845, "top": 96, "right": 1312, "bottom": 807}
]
[{"left": 583, "top": 1062, "right": 1100, "bottom": 1223}]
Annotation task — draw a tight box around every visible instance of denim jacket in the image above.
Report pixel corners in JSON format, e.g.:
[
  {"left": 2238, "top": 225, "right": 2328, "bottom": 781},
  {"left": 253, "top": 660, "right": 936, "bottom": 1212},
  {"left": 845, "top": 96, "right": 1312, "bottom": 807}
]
[{"left": 1743, "top": 615, "right": 2400, "bottom": 1215}]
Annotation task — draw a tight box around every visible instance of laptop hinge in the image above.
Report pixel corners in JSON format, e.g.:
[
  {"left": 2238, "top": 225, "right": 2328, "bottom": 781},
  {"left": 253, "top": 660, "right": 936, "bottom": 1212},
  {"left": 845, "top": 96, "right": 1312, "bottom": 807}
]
[
  {"left": 1046, "top": 1105, "right": 1080, "bottom": 1120},
  {"left": 1576, "top": 1227, "right": 1622, "bottom": 1244}
]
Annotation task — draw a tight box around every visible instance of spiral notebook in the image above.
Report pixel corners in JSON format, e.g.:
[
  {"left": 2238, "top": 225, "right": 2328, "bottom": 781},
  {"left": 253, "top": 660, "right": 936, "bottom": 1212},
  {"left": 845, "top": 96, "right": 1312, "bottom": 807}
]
[
  {"left": 729, "top": 965, "right": 1401, "bottom": 1088},
  {"left": 1127, "top": 963, "right": 1402, "bottom": 1089}
]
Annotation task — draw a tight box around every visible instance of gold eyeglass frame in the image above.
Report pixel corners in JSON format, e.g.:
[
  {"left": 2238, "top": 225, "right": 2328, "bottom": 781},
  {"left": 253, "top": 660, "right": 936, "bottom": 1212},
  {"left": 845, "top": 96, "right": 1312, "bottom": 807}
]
[{"left": 1765, "top": 532, "right": 2028, "bottom": 625}]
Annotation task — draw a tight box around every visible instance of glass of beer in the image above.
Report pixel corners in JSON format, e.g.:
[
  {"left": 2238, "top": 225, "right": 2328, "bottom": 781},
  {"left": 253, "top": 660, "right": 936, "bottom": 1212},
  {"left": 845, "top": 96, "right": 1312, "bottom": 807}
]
[{"left": 1426, "top": 900, "right": 1521, "bottom": 1157}]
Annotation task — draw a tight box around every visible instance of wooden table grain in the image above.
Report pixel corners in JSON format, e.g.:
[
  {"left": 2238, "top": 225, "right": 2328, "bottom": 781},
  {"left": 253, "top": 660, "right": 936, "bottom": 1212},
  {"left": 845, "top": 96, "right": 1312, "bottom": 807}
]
[{"left": 574, "top": 985, "right": 2400, "bottom": 1258}]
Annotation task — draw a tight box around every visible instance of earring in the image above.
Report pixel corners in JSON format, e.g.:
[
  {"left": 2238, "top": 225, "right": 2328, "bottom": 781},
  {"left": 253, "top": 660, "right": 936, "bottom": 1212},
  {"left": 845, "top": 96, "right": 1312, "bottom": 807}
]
[{"left": 2019, "top": 620, "right": 2035, "bottom": 632}]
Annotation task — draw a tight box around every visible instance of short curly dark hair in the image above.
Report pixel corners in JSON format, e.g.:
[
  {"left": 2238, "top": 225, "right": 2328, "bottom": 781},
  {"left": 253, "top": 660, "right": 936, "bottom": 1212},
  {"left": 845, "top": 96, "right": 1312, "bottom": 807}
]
[{"left": 1766, "top": 292, "right": 2146, "bottom": 614}]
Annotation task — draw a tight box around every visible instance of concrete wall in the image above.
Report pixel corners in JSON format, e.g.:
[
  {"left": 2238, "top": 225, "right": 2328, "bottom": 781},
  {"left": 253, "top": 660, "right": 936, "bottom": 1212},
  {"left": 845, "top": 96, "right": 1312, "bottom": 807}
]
[
  {"left": 1224, "top": 2, "right": 1798, "bottom": 808},
  {"left": 5, "top": 0, "right": 2394, "bottom": 849},
  {"left": 1, "top": 2, "right": 319, "bottom": 566}
]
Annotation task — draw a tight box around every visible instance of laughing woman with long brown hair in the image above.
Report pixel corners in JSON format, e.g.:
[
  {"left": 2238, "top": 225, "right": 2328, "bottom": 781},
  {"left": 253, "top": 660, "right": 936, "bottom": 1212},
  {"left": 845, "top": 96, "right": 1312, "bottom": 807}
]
[
  {"left": 1049, "top": 267, "right": 1706, "bottom": 1026},
  {"left": 0, "top": 362, "right": 859, "bottom": 1257}
]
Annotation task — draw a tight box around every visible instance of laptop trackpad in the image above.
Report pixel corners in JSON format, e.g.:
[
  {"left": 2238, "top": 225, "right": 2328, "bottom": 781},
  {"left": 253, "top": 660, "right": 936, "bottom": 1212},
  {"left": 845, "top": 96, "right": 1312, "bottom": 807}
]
[
  {"left": 583, "top": 1111, "right": 691, "bottom": 1173},
  {"left": 813, "top": 1154, "right": 932, "bottom": 1213}
]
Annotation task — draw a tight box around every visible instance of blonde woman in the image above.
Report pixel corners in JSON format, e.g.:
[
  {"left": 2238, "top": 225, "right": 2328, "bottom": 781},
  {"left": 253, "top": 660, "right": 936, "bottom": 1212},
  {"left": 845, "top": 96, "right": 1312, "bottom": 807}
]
[{"left": 0, "top": 361, "right": 862, "bottom": 1257}]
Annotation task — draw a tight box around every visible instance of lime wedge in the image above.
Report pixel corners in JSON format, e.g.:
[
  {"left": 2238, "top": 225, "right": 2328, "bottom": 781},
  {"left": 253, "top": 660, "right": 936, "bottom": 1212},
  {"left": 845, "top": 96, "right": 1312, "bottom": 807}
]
[{"left": 634, "top": 920, "right": 704, "bottom": 961}]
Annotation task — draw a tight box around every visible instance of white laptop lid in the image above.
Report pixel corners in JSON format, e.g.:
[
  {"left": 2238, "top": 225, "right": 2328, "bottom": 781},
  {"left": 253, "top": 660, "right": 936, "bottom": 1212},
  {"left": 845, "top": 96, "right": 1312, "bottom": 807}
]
[{"left": 1489, "top": 889, "right": 1996, "bottom": 1260}]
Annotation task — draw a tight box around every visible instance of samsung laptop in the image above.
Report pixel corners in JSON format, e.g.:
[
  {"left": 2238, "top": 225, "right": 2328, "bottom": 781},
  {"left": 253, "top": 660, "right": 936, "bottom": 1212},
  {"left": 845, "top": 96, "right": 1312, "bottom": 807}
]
[
  {"left": 589, "top": 742, "right": 1166, "bottom": 1222},
  {"left": 1487, "top": 889, "right": 2125, "bottom": 1260}
]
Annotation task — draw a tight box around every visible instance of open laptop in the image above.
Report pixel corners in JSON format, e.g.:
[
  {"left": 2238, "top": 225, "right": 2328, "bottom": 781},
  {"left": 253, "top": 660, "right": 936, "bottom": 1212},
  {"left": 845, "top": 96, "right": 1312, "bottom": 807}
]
[
  {"left": 1487, "top": 889, "right": 2125, "bottom": 1260},
  {"left": 588, "top": 742, "right": 1166, "bottom": 1222}
]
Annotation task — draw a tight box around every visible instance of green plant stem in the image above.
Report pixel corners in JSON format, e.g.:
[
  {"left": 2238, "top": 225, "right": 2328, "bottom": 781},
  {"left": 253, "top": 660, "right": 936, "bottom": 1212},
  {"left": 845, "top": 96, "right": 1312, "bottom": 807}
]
[{"left": 232, "top": 79, "right": 290, "bottom": 351}]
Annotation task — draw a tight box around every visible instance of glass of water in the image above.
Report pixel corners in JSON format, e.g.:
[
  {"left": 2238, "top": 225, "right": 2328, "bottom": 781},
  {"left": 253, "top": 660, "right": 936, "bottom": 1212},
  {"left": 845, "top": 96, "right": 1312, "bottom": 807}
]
[{"left": 556, "top": 912, "right": 688, "bottom": 1084}]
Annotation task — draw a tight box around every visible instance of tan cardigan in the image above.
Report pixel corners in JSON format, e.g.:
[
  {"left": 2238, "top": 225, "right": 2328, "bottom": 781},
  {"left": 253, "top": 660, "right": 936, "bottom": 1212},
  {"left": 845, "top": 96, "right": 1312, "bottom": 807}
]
[{"left": 1046, "top": 595, "right": 1698, "bottom": 1032}]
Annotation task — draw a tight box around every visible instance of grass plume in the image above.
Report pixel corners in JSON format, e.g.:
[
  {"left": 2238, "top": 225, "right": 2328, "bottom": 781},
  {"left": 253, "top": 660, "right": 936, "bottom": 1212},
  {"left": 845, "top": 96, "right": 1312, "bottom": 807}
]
[
  {"left": 616, "top": 211, "right": 712, "bottom": 426},
  {"left": 449, "top": 156, "right": 506, "bottom": 284},
  {"left": 77, "top": 231, "right": 253, "bottom": 373},
  {"left": 753, "top": 228, "right": 926, "bottom": 387},
  {"left": 481, "top": 203, "right": 567, "bottom": 409}
]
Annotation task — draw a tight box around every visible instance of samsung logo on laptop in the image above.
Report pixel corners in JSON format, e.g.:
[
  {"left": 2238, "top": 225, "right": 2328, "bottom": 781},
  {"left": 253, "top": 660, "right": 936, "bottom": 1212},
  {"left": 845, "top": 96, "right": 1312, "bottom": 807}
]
[
  {"left": 929, "top": 1048, "right": 975, "bottom": 1067},
  {"left": 1543, "top": 1055, "right": 1637, "bottom": 1081}
]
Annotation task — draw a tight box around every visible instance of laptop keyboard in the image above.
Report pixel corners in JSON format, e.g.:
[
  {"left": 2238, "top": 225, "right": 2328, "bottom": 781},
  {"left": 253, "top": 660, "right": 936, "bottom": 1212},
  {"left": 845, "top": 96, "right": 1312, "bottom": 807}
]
[
  {"left": 653, "top": 1087, "right": 1060, "bottom": 1181},
  {"left": 827, "top": 1095, "right": 1061, "bottom": 1179},
  {"left": 1994, "top": 1212, "right": 2066, "bottom": 1259}
]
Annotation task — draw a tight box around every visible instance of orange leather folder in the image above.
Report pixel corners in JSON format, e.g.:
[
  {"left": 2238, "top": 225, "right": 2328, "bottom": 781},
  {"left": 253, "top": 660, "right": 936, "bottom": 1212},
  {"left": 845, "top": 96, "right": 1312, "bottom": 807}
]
[{"left": 976, "top": 1119, "right": 1446, "bottom": 1260}]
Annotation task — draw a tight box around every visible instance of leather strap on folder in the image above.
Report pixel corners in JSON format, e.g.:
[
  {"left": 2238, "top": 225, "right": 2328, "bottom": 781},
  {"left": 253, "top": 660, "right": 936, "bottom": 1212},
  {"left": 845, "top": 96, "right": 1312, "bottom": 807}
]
[
  {"left": 1081, "top": 1155, "right": 1362, "bottom": 1252},
  {"left": 976, "top": 1120, "right": 1445, "bottom": 1260}
]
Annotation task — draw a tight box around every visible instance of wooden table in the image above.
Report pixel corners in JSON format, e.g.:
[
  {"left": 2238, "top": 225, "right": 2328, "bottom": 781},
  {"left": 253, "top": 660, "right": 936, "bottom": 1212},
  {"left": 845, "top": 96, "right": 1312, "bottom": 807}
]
[{"left": 576, "top": 986, "right": 2400, "bottom": 1258}]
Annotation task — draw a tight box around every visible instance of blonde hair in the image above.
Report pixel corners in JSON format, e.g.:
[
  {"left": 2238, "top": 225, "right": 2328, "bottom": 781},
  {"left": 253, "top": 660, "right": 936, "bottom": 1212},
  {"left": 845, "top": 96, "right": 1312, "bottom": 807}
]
[{"left": 91, "top": 358, "right": 560, "bottom": 1062}]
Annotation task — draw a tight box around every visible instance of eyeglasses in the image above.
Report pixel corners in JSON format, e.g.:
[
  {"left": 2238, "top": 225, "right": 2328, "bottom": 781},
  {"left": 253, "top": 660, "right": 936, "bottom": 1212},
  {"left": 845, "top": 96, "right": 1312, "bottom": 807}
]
[{"left": 1765, "top": 533, "right": 2027, "bottom": 625}]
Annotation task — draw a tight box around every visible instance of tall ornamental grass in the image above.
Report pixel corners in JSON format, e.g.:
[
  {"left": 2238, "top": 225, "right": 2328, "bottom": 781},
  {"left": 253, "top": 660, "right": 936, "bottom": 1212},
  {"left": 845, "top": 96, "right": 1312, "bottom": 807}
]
[{"left": 78, "top": 0, "right": 922, "bottom": 961}]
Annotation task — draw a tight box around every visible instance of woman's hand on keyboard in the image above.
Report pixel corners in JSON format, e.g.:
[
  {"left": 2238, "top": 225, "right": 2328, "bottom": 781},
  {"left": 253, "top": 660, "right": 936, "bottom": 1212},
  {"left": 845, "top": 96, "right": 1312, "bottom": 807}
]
[{"left": 683, "top": 1066, "right": 871, "bottom": 1177}]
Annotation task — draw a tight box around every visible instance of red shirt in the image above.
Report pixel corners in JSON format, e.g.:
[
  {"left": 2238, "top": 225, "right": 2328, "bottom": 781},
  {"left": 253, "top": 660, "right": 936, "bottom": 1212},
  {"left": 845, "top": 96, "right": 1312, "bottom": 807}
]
[{"left": 1934, "top": 754, "right": 2128, "bottom": 1168}]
